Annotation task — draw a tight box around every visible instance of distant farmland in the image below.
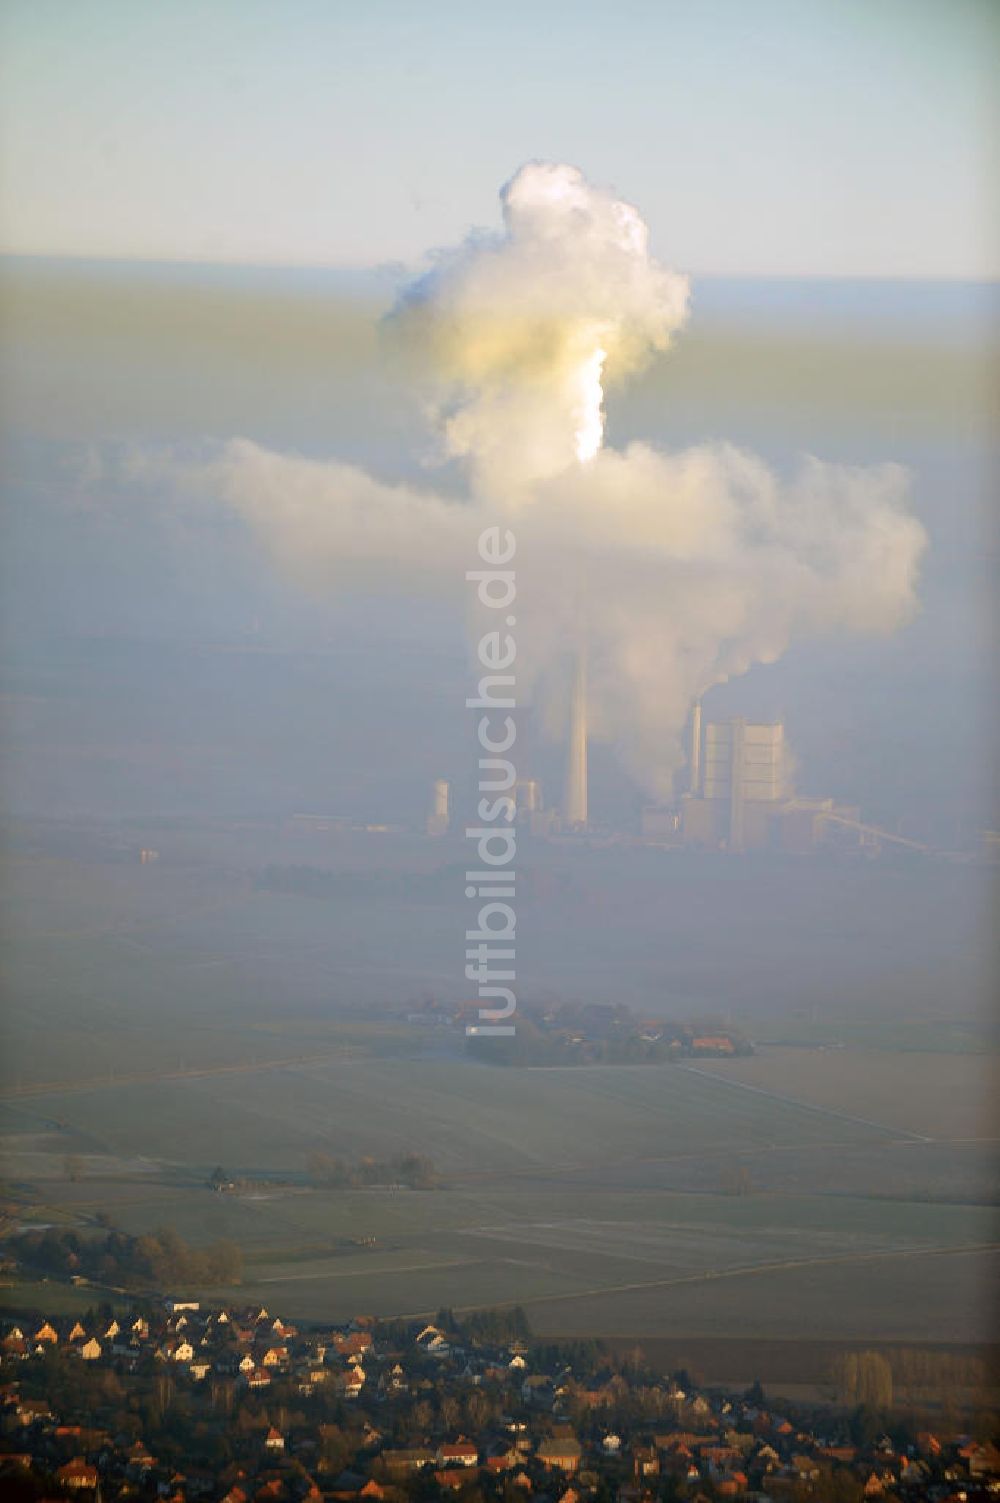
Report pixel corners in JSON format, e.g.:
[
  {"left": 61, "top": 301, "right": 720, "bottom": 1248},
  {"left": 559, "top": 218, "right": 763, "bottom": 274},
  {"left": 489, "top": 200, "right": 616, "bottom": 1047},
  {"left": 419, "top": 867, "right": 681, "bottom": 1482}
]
[
  {"left": 3, "top": 1049, "right": 996, "bottom": 1357},
  {"left": 3, "top": 1051, "right": 906, "bottom": 1178},
  {"left": 1, "top": 844, "right": 995, "bottom": 1374},
  {"left": 687, "top": 1047, "right": 995, "bottom": 1142}
]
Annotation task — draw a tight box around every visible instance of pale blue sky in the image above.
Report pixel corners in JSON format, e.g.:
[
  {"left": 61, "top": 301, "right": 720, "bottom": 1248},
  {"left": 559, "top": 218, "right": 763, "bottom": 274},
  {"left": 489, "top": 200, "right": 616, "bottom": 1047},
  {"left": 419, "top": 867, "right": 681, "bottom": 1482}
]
[{"left": 0, "top": 0, "right": 996, "bottom": 276}]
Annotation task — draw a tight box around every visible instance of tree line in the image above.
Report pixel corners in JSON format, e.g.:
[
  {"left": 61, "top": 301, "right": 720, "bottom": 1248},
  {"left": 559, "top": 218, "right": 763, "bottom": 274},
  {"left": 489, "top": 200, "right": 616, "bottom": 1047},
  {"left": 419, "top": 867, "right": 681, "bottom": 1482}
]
[
  {"left": 307, "top": 1150, "right": 438, "bottom": 1190},
  {"left": 434, "top": 1305, "right": 532, "bottom": 1344},
  {"left": 832, "top": 1347, "right": 991, "bottom": 1408},
  {"left": 10, "top": 1224, "right": 243, "bottom": 1289}
]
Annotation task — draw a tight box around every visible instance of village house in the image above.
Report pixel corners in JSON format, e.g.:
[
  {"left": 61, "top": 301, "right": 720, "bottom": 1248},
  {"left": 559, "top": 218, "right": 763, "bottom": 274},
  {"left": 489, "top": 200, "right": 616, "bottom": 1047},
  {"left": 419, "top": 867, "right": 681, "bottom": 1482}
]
[
  {"left": 55, "top": 1456, "right": 99, "bottom": 1490},
  {"left": 485, "top": 1441, "right": 521, "bottom": 1472},
  {"left": 332, "top": 1329, "right": 373, "bottom": 1357},
  {"left": 437, "top": 1438, "right": 479, "bottom": 1467},
  {"left": 787, "top": 1452, "right": 821, "bottom": 1482},
  {"left": 381, "top": 1446, "right": 435, "bottom": 1474},
  {"left": 536, "top": 1436, "right": 583, "bottom": 1473},
  {"left": 125, "top": 1438, "right": 156, "bottom": 1474},
  {"left": 260, "top": 1344, "right": 289, "bottom": 1368},
  {"left": 863, "top": 1466, "right": 896, "bottom": 1495},
  {"left": 13, "top": 1395, "right": 52, "bottom": 1425},
  {"left": 690, "top": 1035, "right": 736, "bottom": 1055},
  {"left": 631, "top": 1443, "right": 659, "bottom": 1479},
  {"left": 961, "top": 1439, "right": 1000, "bottom": 1477},
  {"left": 379, "top": 1361, "right": 407, "bottom": 1395},
  {"left": 415, "top": 1325, "right": 451, "bottom": 1356}
]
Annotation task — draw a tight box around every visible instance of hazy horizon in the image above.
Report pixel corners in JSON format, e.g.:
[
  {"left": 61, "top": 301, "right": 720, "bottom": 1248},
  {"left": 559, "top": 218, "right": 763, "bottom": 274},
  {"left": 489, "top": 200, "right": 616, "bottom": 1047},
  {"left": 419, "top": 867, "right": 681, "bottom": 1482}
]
[{"left": 2, "top": 2, "right": 996, "bottom": 277}]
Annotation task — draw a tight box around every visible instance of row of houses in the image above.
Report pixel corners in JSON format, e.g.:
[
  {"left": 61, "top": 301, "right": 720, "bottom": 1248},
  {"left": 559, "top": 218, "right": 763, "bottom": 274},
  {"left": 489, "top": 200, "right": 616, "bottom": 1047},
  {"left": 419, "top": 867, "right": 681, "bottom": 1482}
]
[{"left": 2, "top": 1303, "right": 998, "bottom": 1502}]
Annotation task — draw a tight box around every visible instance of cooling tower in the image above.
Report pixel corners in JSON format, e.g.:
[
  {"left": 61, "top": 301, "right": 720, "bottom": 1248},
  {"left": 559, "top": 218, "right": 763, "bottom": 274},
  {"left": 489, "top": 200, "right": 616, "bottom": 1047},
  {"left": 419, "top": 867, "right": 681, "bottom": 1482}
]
[{"left": 562, "top": 653, "right": 589, "bottom": 829}]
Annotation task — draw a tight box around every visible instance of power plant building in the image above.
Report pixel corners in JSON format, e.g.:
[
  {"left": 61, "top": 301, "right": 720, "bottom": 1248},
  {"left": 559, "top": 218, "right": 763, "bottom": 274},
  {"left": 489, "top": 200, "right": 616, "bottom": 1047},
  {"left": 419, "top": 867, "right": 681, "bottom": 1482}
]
[
  {"left": 681, "top": 712, "right": 863, "bottom": 853},
  {"left": 683, "top": 716, "right": 788, "bottom": 851}
]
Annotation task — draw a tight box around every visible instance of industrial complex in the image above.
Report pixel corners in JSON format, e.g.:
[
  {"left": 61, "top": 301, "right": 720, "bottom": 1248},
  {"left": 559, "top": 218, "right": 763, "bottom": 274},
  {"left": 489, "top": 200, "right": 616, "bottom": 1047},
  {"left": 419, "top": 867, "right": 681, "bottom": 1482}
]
[{"left": 424, "top": 661, "right": 932, "bottom": 857}]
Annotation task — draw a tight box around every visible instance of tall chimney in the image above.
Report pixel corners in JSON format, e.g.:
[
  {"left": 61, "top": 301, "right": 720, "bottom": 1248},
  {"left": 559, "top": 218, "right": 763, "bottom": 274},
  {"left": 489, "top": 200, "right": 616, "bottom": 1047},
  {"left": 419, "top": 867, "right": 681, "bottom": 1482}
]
[
  {"left": 562, "top": 652, "right": 588, "bottom": 829},
  {"left": 689, "top": 700, "right": 702, "bottom": 797}
]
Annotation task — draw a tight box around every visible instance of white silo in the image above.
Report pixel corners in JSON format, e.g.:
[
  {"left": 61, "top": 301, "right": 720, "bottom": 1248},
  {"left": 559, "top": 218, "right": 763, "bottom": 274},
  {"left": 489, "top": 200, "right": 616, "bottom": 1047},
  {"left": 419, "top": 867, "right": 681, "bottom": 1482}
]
[{"left": 427, "top": 778, "right": 450, "bottom": 836}]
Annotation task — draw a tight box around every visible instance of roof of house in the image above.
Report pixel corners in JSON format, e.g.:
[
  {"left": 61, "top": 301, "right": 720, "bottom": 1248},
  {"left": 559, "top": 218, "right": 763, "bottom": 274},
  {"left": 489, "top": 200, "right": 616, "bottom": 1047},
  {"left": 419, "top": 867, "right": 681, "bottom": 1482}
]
[{"left": 537, "top": 1438, "right": 583, "bottom": 1460}]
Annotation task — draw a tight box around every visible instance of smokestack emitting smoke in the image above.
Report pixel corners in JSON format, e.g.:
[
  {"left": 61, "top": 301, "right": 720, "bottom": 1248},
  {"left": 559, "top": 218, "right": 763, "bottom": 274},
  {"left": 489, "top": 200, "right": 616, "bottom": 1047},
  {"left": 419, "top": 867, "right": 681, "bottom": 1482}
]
[
  {"left": 563, "top": 651, "right": 589, "bottom": 828},
  {"left": 156, "top": 162, "right": 927, "bottom": 801}
]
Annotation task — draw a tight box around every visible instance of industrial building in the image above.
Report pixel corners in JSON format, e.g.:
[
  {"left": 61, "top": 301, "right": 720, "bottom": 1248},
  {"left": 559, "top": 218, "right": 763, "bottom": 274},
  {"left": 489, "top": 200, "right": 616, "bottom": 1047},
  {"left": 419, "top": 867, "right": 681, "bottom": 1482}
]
[
  {"left": 683, "top": 715, "right": 787, "bottom": 851},
  {"left": 424, "top": 681, "right": 902, "bottom": 855},
  {"left": 679, "top": 706, "right": 863, "bottom": 853}
]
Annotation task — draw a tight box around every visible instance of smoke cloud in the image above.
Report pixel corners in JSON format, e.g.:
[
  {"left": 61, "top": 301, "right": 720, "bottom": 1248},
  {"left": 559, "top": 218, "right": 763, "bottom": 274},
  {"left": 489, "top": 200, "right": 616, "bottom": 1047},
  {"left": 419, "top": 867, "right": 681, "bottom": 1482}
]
[
  {"left": 389, "top": 162, "right": 690, "bottom": 493},
  {"left": 168, "top": 162, "right": 927, "bottom": 801}
]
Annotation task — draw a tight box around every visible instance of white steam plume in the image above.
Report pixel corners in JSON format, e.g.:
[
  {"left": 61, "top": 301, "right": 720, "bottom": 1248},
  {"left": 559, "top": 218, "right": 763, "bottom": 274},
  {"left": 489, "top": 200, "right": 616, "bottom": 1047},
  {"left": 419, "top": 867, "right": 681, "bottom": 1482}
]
[
  {"left": 389, "top": 162, "right": 690, "bottom": 493},
  {"left": 159, "top": 163, "right": 926, "bottom": 800}
]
